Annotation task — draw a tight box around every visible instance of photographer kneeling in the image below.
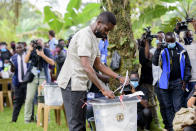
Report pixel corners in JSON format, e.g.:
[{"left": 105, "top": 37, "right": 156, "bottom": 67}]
[
  {"left": 24, "top": 39, "right": 54, "bottom": 123},
  {"left": 153, "top": 32, "right": 192, "bottom": 131}
]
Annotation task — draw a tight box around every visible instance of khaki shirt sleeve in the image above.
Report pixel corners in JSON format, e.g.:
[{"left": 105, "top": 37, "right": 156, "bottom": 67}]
[
  {"left": 77, "top": 33, "right": 92, "bottom": 57},
  {"left": 97, "top": 49, "right": 101, "bottom": 57}
]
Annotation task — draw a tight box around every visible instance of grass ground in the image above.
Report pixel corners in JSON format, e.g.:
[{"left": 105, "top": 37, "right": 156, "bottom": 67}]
[{"left": 0, "top": 105, "right": 164, "bottom": 131}]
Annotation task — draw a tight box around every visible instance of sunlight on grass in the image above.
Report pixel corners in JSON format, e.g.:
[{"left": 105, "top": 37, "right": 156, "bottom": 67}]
[{"left": 0, "top": 106, "right": 91, "bottom": 131}]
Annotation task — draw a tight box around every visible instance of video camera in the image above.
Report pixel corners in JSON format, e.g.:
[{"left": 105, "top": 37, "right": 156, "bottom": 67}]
[
  {"left": 31, "top": 40, "right": 42, "bottom": 51},
  {"left": 30, "top": 40, "right": 43, "bottom": 70},
  {"left": 143, "top": 27, "right": 158, "bottom": 41},
  {"left": 174, "top": 17, "right": 193, "bottom": 34},
  {"left": 137, "top": 27, "right": 158, "bottom": 48}
]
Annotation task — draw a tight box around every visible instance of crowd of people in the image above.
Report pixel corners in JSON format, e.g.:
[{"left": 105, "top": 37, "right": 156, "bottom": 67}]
[
  {"left": 0, "top": 11, "right": 195, "bottom": 131},
  {"left": 0, "top": 30, "right": 68, "bottom": 123}
]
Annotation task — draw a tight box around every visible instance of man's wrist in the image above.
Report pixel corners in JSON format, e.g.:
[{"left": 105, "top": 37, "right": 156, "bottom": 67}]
[
  {"left": 28, "top": 50, "right": 32, "bottom": 54},
  {"left": 100, "top": 88, "right": 105, "bottom": 93},
  {"left": 40, "top": 52, "right": 45, "bottom": 58},
  {"left": 115, "top": 74, "right": 122, "bottom": 81}
]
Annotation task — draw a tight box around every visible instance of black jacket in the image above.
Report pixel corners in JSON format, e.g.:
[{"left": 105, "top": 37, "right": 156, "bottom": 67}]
[
  {"left": 152, "top": 43, "right": 192, "bottom": 82},
  {"left": 139, "top": 47, "right": 153, "bottom": 85}
]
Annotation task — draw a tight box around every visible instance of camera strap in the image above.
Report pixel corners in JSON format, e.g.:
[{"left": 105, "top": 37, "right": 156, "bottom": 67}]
[{"left": 37, "top": 69, "right": 40, "bottom": 86}]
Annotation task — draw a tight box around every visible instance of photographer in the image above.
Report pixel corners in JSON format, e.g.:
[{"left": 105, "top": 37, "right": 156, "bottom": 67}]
[
  {"left": 153, "top": 32, "right": 192, "bottom": 131},
  {"left": 181, "top": 22, "right": 196, "bottom": 105},
  {"left": 24, "top": 39, "right": 54, "bottom": 123},
  {"left": 139, "top": 31, "right": 159, "bottom": 126},
  {"left": 184, "top": 30, "right": 193, "bottom": 45}
]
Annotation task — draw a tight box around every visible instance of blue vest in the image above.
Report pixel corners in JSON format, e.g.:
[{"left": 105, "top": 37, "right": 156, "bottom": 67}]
[
  {"left": 11, "top": 54, "right": 29, "bottom": 87},
  {"left": 159, "top": 43, "right": 185, "bottom": 89}
]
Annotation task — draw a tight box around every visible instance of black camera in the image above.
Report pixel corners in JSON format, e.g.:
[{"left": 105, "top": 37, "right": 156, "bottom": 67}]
[
  {"left": 143, "top": 27, "right": 158, "bottom": 41},
  {"left": 174, "top": 17, "right": 193, "bottom": 34},
  {"left": 159, "top": 42, "right": 168, "bottom": 49},
  {"left": 31, "top": 40, "right": 42, "bottom": 51},
  {"left": 137, "top": 27, "right": 158, "bottom": 48}
]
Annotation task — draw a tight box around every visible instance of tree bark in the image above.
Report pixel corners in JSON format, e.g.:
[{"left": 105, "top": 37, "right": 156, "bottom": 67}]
[
  {"left": 14, "top": 0, "right": 22, "bottom": 26},
  {"left": 101, "top": 0, "right": 138, "bottom": 89}
]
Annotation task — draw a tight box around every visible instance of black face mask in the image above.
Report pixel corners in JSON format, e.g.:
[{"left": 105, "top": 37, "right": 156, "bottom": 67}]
[{"left": 94, "top": 30, "right": 106, "bottom": 38}]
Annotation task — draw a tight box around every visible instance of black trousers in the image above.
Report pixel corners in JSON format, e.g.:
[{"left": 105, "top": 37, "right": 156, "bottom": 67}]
[
  {"left": 12, "top": 83, "right": 27, "bottom": 122},
  {"left": 138, "top": 108, "right": 153, "bottom": 130},
  {"left": 61, "top": 81, "right": 87, "bottom": 131}
]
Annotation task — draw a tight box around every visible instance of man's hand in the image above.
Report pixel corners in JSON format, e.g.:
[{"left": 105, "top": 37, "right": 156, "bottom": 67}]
[
  {"left": 140, "top": 99, "right": 148, "bottom": 108},
  {"left": 36, "top": 49, "right": 45, "bottom": 57},
  {"left": 101, "top": 90, "right": 115, "bottom": 99},
  {"left": 29, "top": 44, "right": 34, "bottom": 52},
  {"left": 119, "top": 76, "right": 129, "bottom": 85},
  {"left": 182, "top": 81, "right": 186, "bottom": 91}
]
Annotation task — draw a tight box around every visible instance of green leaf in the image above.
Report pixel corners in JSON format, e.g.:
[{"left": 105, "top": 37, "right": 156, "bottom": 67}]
[
  {"left": 67, "top": 0, "right": 81, "bottom": 12},
  {"left": 76, "top": 3, "right": 101, "bottom": 24},
  {"left": 160, "top": 16, "right": 180, "bottom": 33},
  {"left": 43, "top": 6, "right": 58, "bottom": 23},
  {"left": 48, "top": 19, "right": 63, "bottom": 33}
]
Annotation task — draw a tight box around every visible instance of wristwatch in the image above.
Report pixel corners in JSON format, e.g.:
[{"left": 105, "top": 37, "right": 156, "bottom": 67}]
[{"left": 116, "top": 75, "right": 122, "bottom": 81}]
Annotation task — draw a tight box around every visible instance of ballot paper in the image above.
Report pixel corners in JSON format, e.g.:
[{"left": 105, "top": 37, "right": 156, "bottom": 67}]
[{"left": 126, "top": 91, "right": 144, "bottom": 98}]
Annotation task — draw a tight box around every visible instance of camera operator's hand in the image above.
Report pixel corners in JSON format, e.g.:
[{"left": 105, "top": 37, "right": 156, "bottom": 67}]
[
  {"left": 36, "top": 49, "right": 45, "bottom": 57},
  {"left": 28, "top": 44, "right": 34, "bottom": 52}
]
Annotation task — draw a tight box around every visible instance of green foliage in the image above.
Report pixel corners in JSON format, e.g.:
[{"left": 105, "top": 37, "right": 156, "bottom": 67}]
[
  {"left": 44, "top": 0, "right": 101, "bottom": 34},
  {"left": 160, "top": 17, "right": 181, "bottom": 33},
  {"left": 132, "top": 4, "right": 176, "bottom": 31},
  {"left": 43, "top": 6, "right": 63, "bottom": 33},
  {"left": 66, "top": 0, "right": 81, "bottom": 14},
  {"left": 159, "top": 0, "right": 196, "bottom": 33},
  {"left": 0, "top": 19, "right": 18, "bottom": 42},
  {"left": 160, "top": 0, "right": 182, "bottom": 3}
]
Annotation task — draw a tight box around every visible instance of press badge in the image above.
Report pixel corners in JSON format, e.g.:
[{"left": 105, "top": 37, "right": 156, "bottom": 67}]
[
  {"left": 87, "top": 92, "right": 95, "bottom": 99},
  {"left": 31, "top": 67, "right": 40, "bottom": 76}
]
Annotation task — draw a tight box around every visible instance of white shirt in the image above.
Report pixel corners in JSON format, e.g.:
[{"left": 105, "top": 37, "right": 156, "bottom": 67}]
[
  {"left": 17, "top": 53, "right": 27, "bottom": 82},
  {"left": 57, "top": 26, "right": 100, "bottom": 91}
]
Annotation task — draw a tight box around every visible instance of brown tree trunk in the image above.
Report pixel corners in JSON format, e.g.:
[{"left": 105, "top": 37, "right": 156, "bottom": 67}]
[
  {"left": 14, "top": 0, "right": 22, "bottom": 26},
  {"left": 101, "top": 0, "right": 138, "bottom": 89}
]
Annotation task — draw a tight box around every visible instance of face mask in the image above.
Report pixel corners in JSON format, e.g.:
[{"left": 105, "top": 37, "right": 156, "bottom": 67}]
[
  {"left": 1, "top": 48, "right": 7, "bottom": 52},
  {"left": 94, "top": 30, "right": 106, "bottom": 38},
  {"left": 4, "top": 63, "right": 9, "bottom": 68},
  {"left": 156, "top": 39, "right": 159, "bottom": 44},
  {"left": 167, "top": 42, "right": 176, "bottom": 49},
  {"left": 130, "top": 81, "right": 139, "bottom": 88}
]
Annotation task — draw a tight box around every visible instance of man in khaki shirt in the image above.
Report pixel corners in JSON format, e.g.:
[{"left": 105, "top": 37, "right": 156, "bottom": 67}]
[{"left": 57, "top": 12, "right": 126, "bottom": 131}]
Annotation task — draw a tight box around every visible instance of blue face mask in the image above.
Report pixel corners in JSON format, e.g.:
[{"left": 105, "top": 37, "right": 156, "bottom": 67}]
[
  {"left": 1, "top": 48, "right": 7, "bottom": 52},
  {"left": 156, "top": 39, "right": 159, "bottom": 44},
  {"left": 4, "top": 63, "right": 9, "bottom": 68},
  {"left": 167, "top": 42, "right": 176, "bottom": 49},
  {"left": 130, "top": 81, "right": 139, "bottom": 88}
]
